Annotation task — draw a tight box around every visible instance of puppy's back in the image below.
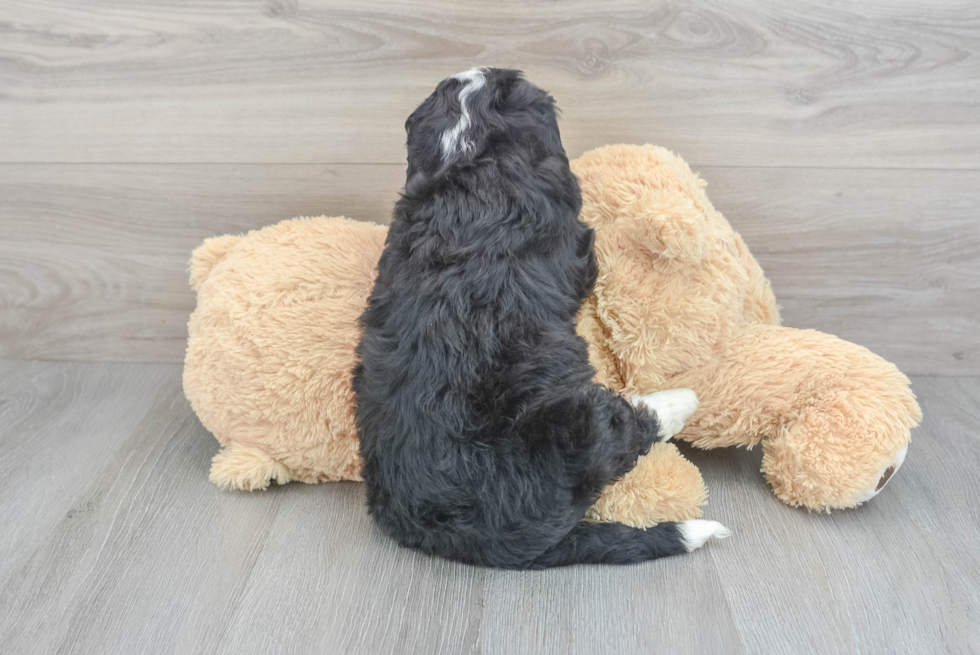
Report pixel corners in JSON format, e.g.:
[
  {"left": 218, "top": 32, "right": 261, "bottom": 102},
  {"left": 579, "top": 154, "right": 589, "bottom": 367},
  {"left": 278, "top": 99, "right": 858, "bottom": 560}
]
[{"left": 353, "top": 69, "right": 729, "bottom": 569}]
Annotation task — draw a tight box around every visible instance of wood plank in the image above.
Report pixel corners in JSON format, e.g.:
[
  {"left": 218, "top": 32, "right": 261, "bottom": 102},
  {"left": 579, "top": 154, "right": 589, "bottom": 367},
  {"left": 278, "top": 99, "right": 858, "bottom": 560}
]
[
  {"left": 218, "top": 485, "right": 741, "bottom": 655},
  {"left": 0, "top": 362, "right": 976, "bottom": 653},
  {"left": 477, "top": 551, "right": 744, "bottom": 654},
  {"left": 0, "top": 362, "right": 288, "bottom": 654},
  {"left": 683, "top": 375, "right": 980, "bottom": 655},
  {"left": 1, "top": 0, "right": 979, "bottom": 167},
  {"left": 710, "top": 167, "right": 980, "bottom": 376},
  {"left": 2, "top": 163, "right": 976, "bottom": 374},
  {"left": 212, "top": 483, "right": 488, "bottom": 655},
  {"left": 0, "top": 163, "right": 403, "bottom": 362},
  {"left": 0, "top": 360, "right": 182, "bottom": 585},
  {"left": 0, "top": 360, "right": 741, "bottom": 655}
]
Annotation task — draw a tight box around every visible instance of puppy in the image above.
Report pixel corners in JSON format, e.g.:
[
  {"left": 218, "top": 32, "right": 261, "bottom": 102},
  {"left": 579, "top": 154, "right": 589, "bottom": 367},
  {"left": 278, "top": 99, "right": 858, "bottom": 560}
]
[{"left": 353, "top": 68, "right": 728, "bottom": 569}]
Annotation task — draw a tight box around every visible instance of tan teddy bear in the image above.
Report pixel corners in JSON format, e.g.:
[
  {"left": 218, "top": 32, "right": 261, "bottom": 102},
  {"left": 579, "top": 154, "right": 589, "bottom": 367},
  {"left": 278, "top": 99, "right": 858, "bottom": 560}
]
[{"left": 184, "top": 144, "right": 921, "bottom": 526}]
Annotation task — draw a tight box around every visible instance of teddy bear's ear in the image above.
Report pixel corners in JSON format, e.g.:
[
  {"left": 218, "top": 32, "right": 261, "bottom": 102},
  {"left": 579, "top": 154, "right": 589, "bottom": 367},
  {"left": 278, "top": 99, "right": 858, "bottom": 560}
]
[
  {"left": 571, "top": 144, "right": 712, "bottom": 265},
  {"left": 189, "top": 234, "right": 243, "bottom": 291}
]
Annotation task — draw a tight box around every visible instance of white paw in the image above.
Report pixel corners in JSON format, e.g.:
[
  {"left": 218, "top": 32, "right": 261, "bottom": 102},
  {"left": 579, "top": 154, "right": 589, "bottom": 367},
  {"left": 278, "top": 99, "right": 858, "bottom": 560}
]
[
  {"left": 678, "top": 520, "right": 731, "bottom": 552},
  {"left": 633, "top": 388, "right": 699, "bottom": 439},
  {"left": 853, "top": 444, "right": 909, "bottom": 504}
]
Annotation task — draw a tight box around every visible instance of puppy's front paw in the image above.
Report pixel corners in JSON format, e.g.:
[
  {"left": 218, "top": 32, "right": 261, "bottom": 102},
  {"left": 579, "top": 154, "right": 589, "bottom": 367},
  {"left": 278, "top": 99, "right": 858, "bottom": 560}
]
[{"left": 633, "top": 388, "right": 699, "bottom": 439}]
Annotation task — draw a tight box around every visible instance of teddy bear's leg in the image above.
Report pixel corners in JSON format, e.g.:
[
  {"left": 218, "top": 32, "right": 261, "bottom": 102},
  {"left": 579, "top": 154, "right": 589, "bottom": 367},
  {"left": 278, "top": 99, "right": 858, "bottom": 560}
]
[
  {"left": 761, "top": 413, "right": 912, "bottom": 510},
  {"left": 209, "top": 444, "right": 295, "bottom": 492},
  {"left": 671, "top": 324, "right": 921, "bottom": 510},
  {"left": 585, "top": 441, "right": 708, "bottom": 527}
]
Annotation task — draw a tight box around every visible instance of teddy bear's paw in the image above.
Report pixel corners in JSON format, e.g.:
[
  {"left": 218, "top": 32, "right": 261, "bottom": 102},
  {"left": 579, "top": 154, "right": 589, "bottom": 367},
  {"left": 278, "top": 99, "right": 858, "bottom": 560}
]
[
  {"left": 209, "top": 444, "right": 293, "bottom": 492},
  {"left": 633, "top": 388, "right": 699, "bottom": 439},
  {"left": 678, "top": 520, "right": 730, "bottom": 552},
  {"left": 853, "top": 444, "right": 909, "bottom": 504}
]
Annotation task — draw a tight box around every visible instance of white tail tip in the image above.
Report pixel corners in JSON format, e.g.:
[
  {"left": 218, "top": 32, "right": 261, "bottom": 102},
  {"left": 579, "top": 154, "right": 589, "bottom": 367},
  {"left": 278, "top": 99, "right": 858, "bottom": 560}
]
[{"left": 679, "top": 520, "right": 731, "bottom": 552}]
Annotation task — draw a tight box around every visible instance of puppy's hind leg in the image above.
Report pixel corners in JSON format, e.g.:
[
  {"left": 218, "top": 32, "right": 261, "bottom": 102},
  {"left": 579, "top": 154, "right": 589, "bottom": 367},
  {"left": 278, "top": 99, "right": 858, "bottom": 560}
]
[{"left": 633, "top": 389, "right": 699, "bottom": 440}]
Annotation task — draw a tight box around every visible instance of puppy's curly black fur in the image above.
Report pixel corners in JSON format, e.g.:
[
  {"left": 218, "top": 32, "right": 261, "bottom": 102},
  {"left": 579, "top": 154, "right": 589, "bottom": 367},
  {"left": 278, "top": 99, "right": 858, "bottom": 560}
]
[{"left": 354, "top": 68, "right": 695, "bottom": 569}]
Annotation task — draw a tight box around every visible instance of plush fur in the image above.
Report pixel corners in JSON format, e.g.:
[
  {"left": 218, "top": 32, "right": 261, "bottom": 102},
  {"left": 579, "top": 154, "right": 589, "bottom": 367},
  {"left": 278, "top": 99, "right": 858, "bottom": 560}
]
[
  {"left": 351, "top": 68, "right": 721, "bottom": 568},
  {"left": 572, "top": 145, "right": 922, "bottom": 509},
  {"left": 185, "top": 146, "right": 921, "bottom": 514}
]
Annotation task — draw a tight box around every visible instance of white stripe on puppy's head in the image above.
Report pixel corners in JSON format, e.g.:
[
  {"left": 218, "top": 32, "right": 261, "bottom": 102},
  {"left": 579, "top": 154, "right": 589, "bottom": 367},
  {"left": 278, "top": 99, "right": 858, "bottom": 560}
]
[{"left": 439, "top": 67, "right": 488, "bottom": 161}]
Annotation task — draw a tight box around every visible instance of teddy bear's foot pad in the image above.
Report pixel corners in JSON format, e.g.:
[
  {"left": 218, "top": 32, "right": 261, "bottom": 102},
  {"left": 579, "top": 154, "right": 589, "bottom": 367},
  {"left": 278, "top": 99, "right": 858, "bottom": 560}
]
[
  {"left": 633, "top": 389, "right": 700, "bottom": 439},
  {"left": 678, "top": 520, "right": 730, "bottom": 552},
  {"left": 853, "top": 444, "right": 909, "bottom": 504}
]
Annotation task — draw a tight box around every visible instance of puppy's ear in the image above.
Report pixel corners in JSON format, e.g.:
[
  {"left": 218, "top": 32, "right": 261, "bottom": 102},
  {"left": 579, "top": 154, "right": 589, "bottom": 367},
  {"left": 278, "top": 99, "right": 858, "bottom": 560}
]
[
  {"left": 404, "top": 79, "right": 460, "bottom": 178},
  {"left": 406, "top": 71, "right": 489, "bottom": 178},
  {"left": 483, "top": 68, "right": 523, "bottom": 106},
  {"left": 406, "top": 77, "right": 463, "bottom": 136}
]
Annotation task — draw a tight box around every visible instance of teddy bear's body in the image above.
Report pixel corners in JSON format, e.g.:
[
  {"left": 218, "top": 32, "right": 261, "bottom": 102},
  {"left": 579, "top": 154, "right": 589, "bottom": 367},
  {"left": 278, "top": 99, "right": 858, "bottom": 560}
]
[
  {"left": 186, "top": 219, "right": 386, "bottom": 485},
  {"left": 184, "top": 145, "right": 920, "bottom": 524}
]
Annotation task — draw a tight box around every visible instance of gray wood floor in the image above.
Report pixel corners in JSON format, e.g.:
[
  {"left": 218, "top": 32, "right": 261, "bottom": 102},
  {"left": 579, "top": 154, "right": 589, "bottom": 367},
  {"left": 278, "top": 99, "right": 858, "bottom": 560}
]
[
  {"left": 2, "top": 0, "right": 979, "bottom": 653},
  {"left": 0, "top": 360, "right": 977, "bottom": 654}
]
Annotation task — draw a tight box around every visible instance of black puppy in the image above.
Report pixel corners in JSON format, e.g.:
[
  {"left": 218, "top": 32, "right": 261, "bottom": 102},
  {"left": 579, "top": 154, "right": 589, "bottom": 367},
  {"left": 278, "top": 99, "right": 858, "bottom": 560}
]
[{"left": 353, "top": 68, "right": 728, "bottom": 569}]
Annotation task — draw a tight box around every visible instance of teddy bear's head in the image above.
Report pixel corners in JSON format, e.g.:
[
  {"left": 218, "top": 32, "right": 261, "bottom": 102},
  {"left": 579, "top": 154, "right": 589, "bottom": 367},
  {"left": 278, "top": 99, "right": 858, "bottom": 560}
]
[{"left": 571, "top": 145, "right": 779, "bottom": 397}]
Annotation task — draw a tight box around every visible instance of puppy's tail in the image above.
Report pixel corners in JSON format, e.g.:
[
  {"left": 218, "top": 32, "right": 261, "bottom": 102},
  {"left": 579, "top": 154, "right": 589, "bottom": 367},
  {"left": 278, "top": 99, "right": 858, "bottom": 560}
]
[{"left": 526, "top": 520, "right": 729, "bottom": 569}]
